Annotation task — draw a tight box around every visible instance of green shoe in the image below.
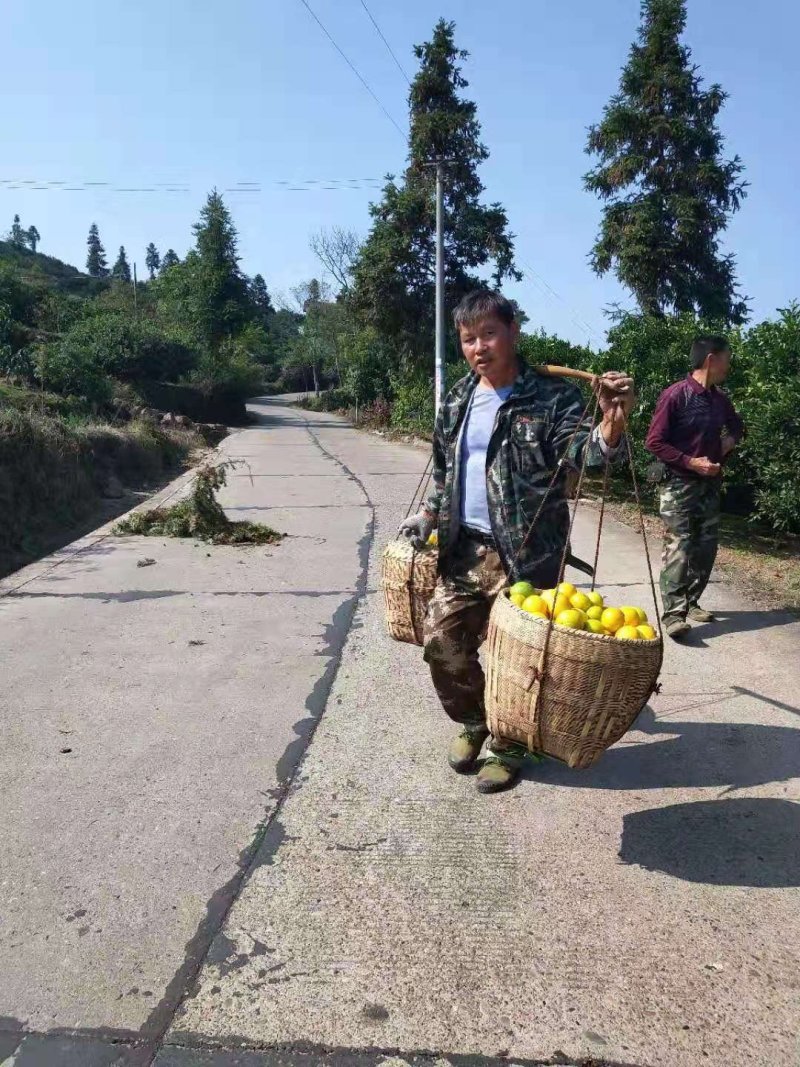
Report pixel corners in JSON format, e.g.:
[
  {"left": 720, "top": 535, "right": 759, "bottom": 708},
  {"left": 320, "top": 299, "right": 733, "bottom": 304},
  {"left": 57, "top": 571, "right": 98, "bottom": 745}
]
[
  {"left": 475, "top": 756, "right": 520, "bottom": 794},
  {"left": 665, "top": 617, "right": 691, "bottom": 640},
  {"left": 687, "top": 604, "right": 715, "bottom": 622},
  {"left": 448, "top": 726, "right": 489, "bottom": 773}
]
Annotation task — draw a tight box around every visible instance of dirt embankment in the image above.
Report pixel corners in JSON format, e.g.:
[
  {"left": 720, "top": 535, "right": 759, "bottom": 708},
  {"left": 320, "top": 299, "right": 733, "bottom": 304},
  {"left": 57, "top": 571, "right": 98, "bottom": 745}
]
[{"left": 0, "top": 401, "right": 221, "bottom": 579}]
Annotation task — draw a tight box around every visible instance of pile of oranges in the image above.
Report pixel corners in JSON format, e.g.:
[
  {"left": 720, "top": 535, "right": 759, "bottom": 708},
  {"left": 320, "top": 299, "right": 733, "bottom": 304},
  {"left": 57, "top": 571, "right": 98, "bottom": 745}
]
[{"left": 508, "top": 581, "right": 657, "bottom": 641}]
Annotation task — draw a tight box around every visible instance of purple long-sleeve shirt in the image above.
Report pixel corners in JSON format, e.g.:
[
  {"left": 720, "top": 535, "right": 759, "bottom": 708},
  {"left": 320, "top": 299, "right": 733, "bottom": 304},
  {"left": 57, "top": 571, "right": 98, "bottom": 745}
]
[{"left": 645, "top": 374, "right": 745, "bottom": 477}]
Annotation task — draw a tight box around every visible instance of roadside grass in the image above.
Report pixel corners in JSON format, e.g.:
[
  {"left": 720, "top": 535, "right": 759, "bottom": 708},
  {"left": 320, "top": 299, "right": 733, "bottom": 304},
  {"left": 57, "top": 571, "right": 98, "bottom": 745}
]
[{"left": 114, "top": 461, "right": 283, "bottom": 546}]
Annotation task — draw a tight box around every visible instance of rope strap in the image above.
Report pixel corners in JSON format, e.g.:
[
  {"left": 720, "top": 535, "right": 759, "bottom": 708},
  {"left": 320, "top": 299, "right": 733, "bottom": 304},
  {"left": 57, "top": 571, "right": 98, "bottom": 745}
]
[{"left": 404, "top": 453, "right": 434, "bottom": 520}]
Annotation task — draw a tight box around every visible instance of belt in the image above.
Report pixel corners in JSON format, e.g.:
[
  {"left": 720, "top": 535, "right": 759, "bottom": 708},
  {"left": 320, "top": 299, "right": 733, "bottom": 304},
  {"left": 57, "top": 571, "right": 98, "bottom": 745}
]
[{"left": 460, "top": 525, "right": 497, "bottom": 548}]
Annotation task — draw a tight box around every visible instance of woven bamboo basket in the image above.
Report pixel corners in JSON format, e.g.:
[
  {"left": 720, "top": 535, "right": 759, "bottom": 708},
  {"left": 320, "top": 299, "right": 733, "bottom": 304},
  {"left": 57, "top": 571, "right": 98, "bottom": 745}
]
[
  {"left": 485, "top": 589, "right": 663, "bottom": 769},
  {"left": 381, "top": 539, "right": 438, "bottom": 646}
]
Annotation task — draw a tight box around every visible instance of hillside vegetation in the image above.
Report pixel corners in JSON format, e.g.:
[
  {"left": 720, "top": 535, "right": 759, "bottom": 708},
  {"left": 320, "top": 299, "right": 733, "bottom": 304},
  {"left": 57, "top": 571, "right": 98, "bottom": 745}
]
[{"left": 0, "top": 193, "right": 299, "bottom": 575}]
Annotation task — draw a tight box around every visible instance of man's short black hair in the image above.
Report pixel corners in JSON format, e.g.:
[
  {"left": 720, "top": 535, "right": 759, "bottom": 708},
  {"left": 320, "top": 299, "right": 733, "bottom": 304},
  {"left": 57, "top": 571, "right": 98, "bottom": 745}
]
[
  {"left": 453, "top": 289, "right": 516, "bottom": 330},
  {"left": 691, "top": 335, "right": 730, "bottom": 369}
]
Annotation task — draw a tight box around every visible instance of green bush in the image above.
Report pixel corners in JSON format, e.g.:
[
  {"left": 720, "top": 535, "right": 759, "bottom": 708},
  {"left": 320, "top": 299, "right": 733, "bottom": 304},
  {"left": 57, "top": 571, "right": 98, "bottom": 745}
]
[
  {"left": 34, "top": 339, "right": 112, "bottom": 405},
  {"left": 733, "top": 304, "right": 800, "bottom": 532},
  {"left": 192, "top": 337, "right": 263, "bottom": 401},
  {"left": 63, "top": 313, "right": 195, "bottom": 382},
  {"left": 339, "top": 326, "right": 395, "bottom": 406},
  {"left": 390, "top": 362, "right": 464, "bottom": 437},
  {"left": 517, "top": 330, "right": 595, "bottom": 372},
  {"left": 32, "top": 310, "right": 199, "bottom": 405}
]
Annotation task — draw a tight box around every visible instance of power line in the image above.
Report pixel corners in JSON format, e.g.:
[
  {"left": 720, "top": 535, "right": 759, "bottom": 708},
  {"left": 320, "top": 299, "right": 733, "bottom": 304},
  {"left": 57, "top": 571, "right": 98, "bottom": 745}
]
[
  {"left": 519, "top": 258, "right": 601, "bottom": 345},
  {"left": 298, "top": 0, "right": 405, "bottom": 139},
  {"left": 0, "top": 177, "right": 385, "bottom": 195},
  {"left": 359, "top": 0, "right": 411, "bottom": 84}
]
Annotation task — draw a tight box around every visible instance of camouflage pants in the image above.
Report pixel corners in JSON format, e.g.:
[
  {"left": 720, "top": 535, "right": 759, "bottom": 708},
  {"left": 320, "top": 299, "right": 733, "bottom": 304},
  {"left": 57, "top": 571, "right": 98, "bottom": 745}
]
[
  {"left": 659, "top": 476, "right": 721, "bottom": 621},
  {"left": 422, "top": 536, "right": 528, "bottom": 767}
]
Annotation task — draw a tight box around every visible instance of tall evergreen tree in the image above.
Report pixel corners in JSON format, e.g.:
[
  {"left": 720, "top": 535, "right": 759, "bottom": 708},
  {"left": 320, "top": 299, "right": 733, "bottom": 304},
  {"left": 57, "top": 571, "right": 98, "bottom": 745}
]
[
  {"left": 250, "top": 273, "right": 274, "bottom": 325},
  {"left": 145, "top": 242, "right": 161, "bottom": 279},
  {"left": 9, "top": 215, "right": 25, "bottom": 248},
  {"left": 26, "top": 225, "right": 40, "bottom": 252},
  {"left": 111, "top": 245, "right": 132, "bottom": 283},
  {"left": 160, "top": 248, "right": 180, "bottom": 271},
  {"left": 86, "top": 223, "right": 109, "bottom": 277},
  {"left": 350, "top": 19, "right": 520, "bottom": 359},
  {"left": 190, "top": 189, "right": 250, "bottom": 354},
  {"left": 584, "top": 0, "right": 748, "bottom": 323}
]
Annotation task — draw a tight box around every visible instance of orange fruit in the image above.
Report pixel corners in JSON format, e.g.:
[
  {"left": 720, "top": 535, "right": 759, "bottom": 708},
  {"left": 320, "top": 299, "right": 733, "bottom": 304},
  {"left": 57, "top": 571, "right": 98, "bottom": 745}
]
[
  {"left": 510, "top": 581, "right": 536, "bottom": 599},
  {"left": 555, "top": 608, "right": 586, "bottom": 631},
  {"left": 522, "top": 594, "right": 550, "bottom": 617},
  {"left": 570, "top": 592, "right": 592, "bottom": 613},
  {"left": 637, "top": 624, "right": 657, "bottom": 640},
  {"left": 587, "top": 590, "right": 604, "bottom": 608},
  {"left": 586, "top": 605, "right": 603, "bottom": 621},
  {"left": 586, "top": 618, "right": 605, "bottom": 634},
  {"left": 616, "top": 625, "right": 642, "bottom": 640},
  {"left": 542, "top": 590, "right": 570, "bottom": 617},
  {"left": 601, "top": 607, "right": 625, "bottom": 634},
  {"left": 557, "top": 581, "right": 577, "bottom": 599}
]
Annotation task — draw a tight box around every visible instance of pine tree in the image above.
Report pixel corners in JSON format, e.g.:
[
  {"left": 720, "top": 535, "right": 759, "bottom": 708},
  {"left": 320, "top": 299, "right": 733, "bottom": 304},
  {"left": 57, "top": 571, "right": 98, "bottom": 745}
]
[
  {"left": 86, "top": 223, "right": 109, "bottom": 277},
  {"left": 350, "top": 19, "right": 520, "bottom": 358},
  {"left": 111, "top": 245, "right": 132, "bottom": 283},
  {"left": 250, "top": 273, "right": 274, "bottom": 325},
  {"left": 160, "top": 248, "right": 180, "bottom": 271},
  {"left": 584, "top": 0, "right": 748, "bottom": 323},
  {"left": 145, "top": 242, "right": 161, "bottom": 279},
  {"left": 26, "top": 225, "right": 40, "bottom": 252},
  {"left": 191, "top": 189, "right": 251, "bottom": 353},
  {"left": 9, "top": 214, "right": 25, "bottom": 248}
]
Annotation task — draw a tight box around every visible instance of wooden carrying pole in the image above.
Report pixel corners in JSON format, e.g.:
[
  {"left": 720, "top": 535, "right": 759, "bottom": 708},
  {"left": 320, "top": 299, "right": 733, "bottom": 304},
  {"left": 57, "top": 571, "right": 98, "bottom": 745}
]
[{"left": 535, "top": 364, "right": 598, "bottom": 384}]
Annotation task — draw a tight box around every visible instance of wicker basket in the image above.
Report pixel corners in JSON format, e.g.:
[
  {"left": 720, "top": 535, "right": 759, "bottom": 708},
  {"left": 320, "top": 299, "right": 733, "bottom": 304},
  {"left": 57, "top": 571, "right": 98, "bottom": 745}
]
[
  {"left": 381, "top": 540, "right": 439, "bottom": 645},
  {"left": 485, "top": 589, "right": 663, "bottom": 769}
]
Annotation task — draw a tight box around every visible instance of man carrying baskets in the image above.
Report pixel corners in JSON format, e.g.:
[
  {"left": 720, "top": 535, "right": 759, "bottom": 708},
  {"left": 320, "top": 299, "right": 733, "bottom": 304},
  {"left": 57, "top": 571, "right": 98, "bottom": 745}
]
[{"left": 398, "top": 290, "right": 636, "bottom": 793}]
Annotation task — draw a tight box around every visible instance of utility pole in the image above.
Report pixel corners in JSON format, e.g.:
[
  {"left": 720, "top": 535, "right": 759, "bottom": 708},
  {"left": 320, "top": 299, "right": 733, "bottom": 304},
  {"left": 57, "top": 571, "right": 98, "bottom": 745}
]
[
  {"left": 435, "top": 161, "right": 445, "bottom": 419},
  {"left": 132, "top": 262, "right": 138, "bottom": 317},
  {"left": 424, "top": 158, "right": 456, "bottom": 419}
]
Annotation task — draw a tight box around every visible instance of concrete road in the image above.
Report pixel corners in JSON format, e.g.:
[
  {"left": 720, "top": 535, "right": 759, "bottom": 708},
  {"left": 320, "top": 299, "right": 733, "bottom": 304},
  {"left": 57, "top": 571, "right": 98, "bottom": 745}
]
[{"left": 1, "top": 397, "right": 798, "bottom": 1067}]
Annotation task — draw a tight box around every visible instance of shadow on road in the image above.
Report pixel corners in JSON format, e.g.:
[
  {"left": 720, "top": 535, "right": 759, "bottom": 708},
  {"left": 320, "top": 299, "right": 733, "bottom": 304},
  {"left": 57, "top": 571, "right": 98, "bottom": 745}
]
[
  {"left": 537, "top": 704, "right": 800, "bottom": 792},
  {"left": 6, "top": 588, "right": 185, "bottom": 603},
  {"left": 529, "top": 701, "right": 800, "bottom": 887},
  {"left": 619, "top": 797, "right": 800, "bottom": 887}
]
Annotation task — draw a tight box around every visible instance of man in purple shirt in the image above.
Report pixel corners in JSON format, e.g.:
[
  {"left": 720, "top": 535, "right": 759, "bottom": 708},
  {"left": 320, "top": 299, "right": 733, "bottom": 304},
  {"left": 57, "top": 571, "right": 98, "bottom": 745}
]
[{"left": 645, "top": 336, "right": 745, "bottom": 639}]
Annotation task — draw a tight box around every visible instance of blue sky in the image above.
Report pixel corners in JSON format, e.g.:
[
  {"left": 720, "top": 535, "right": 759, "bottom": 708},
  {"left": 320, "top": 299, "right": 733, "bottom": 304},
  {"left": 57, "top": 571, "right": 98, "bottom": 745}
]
[{"left": 2, "top": 0, "right": 798, "bottom": 346}]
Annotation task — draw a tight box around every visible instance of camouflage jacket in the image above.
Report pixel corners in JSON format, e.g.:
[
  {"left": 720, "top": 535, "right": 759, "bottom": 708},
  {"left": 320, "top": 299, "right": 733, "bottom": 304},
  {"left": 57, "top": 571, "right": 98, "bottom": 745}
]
[{"left": 424, "top": 363, "right": 620, "bottom": 585}]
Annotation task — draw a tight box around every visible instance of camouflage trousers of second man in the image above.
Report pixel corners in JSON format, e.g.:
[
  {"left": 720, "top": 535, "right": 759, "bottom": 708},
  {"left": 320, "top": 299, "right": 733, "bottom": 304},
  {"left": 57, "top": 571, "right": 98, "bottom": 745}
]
[
  {"left": 659, "top": 475, "right": 721, "bottom": 623},
  {"left": 422, "top": 534, "right": 532, "bottom": 767}
]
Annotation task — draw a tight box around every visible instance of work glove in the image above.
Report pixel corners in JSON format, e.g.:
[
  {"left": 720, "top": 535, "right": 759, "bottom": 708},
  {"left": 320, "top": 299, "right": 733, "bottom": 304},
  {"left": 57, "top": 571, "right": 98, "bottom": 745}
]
[{"left": 397, "top": 510, "right": 436, "bottom": 551}]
